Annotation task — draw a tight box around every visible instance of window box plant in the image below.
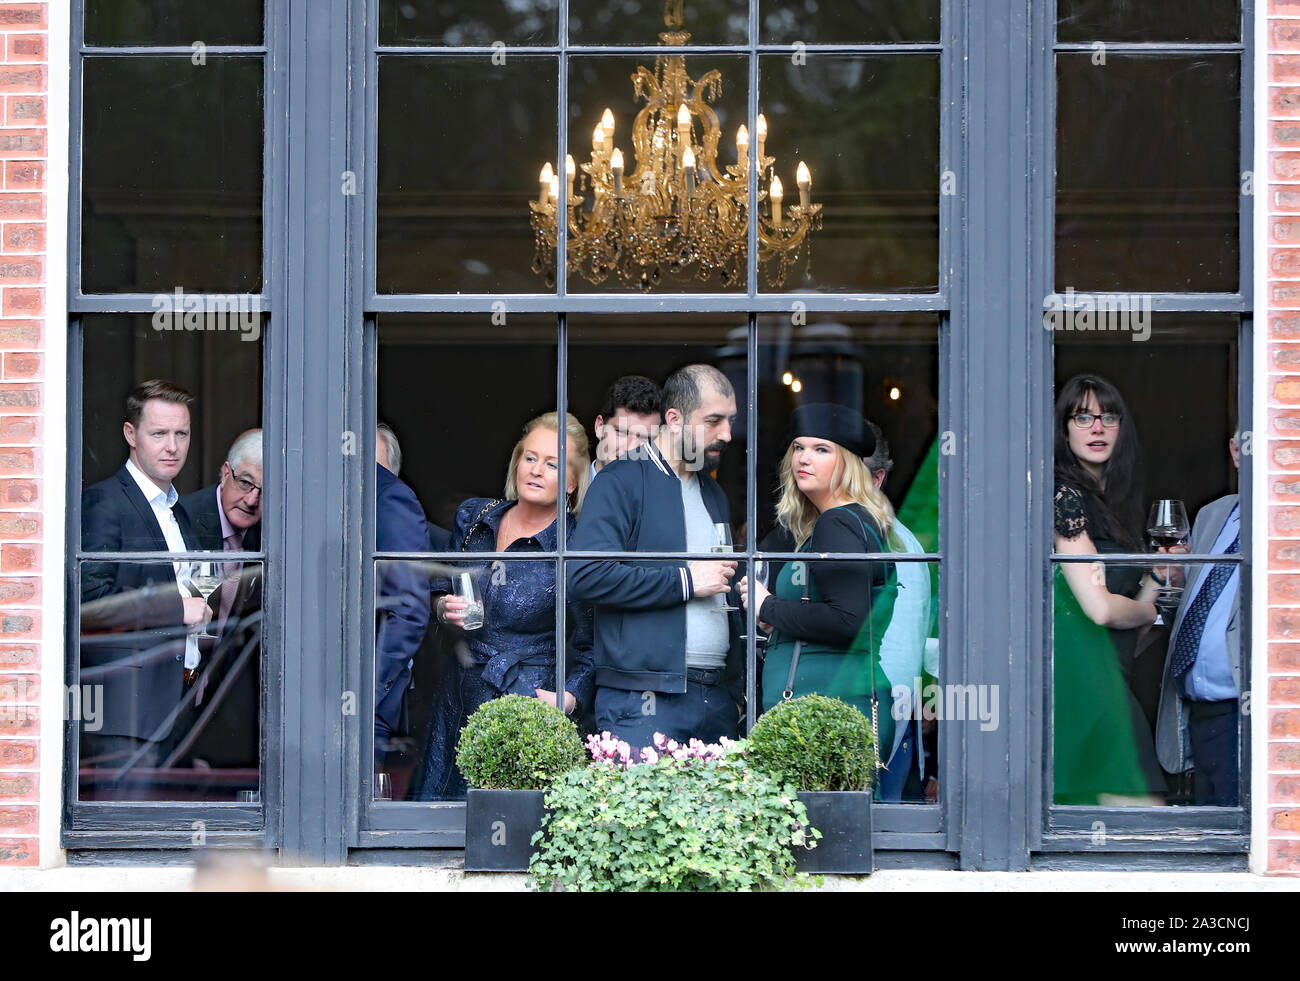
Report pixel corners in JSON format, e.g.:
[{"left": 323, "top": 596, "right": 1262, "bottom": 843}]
[
  {"left": 746, "top": 694, "right": 878, "bottom": 874},
  {"left": 455, "top": 695, "right": 586, "bottom": 872}
]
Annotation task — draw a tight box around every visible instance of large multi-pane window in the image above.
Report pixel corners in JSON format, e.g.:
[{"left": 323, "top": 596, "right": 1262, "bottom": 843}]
[{"left": 63, "top": 0, "right": 1253, "bottom": 868}]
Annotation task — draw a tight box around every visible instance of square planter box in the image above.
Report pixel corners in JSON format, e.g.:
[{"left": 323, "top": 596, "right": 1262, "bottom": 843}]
[
  {"left": 464, "top": 788, "right": 547, "bottom": 872},
  {"left": 796, "top": 791, "right": 873, "bottom": 875}
]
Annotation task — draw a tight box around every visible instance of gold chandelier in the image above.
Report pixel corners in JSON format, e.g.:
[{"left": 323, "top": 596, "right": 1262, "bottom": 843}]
[{"left": 529, "top": 1, "right": 821, "bottom": 291}]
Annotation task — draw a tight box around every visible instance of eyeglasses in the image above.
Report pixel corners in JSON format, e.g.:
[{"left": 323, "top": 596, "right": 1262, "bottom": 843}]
[
  {"left": 1069, "top": 412, "right": 1121, "bottom": 429},
  {"left": 228, "top": 468, "right": 262, "bottom": 497}
]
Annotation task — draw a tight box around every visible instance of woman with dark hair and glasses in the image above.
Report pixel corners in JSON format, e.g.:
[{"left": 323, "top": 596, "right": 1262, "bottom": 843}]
[{"left": 1053, "top": 374, "right": 1167, "bottom": 805}]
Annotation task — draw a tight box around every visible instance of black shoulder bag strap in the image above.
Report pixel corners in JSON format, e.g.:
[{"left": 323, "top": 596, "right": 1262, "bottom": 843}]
[
  {"left": 460, "top": 499, "right": 502, "bottom": 552},
  {"left": 781, "top": 506, "right": 885, "bottom": 772}
]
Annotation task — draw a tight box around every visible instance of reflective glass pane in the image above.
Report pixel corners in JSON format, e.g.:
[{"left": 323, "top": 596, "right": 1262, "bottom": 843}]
[
  {"left": 570, "top": 0, "right": 748, "bottom": 46},
  {"left": 85, "top": 0, "right": 264, "bottom": 46},
  {"left": 1051, "top": 318, "right": 1241, "bottom": 807},
  {"left": 1056, "top": 54, "right": 1240, "bottom": 293},
  {"left": 81, "top": 57, "right": 264, "bottom": 294},
  {"left": 379, "top": 0, "right": 558, "bottom": 46},
  {"left": 377, "top": 57, "right": 558, "bottom": 294},
  {"left": 759, "top": 55, "right": 940, "bottom": 293},
  {"left": 760, "top": 0, "right": 940, "bottom": 44},
  {"left": 1057, "top": 0, "right": 1240, "bottom": 43},
  {"left": 565, "top": 56, "right": 749, "bottom": 293},
  {"left": 78, "top": 560, "right": 263, "bottom": 802}
]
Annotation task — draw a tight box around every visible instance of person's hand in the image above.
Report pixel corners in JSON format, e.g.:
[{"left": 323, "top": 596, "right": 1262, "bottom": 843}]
[
  {"left": 1154, "top": 543, "right": 1190, "bottom": 588},
  {"left": 535, "top": 688, "right": 576, "bottom": 715},
  {"left": 182, "top": 597, "right": 212, "bottom": 630},
  {"left": 737, "top": 574, "right": 771, "bottom": 613},
  {"left": 688, "top": 560, "right": 737, "bottom": 598},
  {"left": 437, "top": 594, "right": 468, "bottom": 626},
  {"left": 924, "top": 777, "right": 939, "bottom": 804}
]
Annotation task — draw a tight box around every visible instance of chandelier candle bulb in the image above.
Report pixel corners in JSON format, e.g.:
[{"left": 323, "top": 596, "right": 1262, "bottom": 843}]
[
  {"left": 683, "top": 146, "right": 696, "bottom": 194},
  {"left": 549, "top": 174, "right": 560, "bottom": 206},
  {"left": 565, "top": 155, "right": 576, "bottom": 198},
  {"left": 592, "top": 123, "right": 605, "bottom": 155},
  {"left": 770, "top": 174, "right": 784, "bottom": 226},
  {"left": 601, "top": 108, "right": 615, "bottom": 153},
  {"left": 538, "top": 162, "right": 554, "bottom": 207},
  {"left": 677, "top": 103, "right": 691, "bottom": 144},
  {"left": 756, "top": 113, "right": 767, "bottom": 161},
  {"left": 611, "top": 147, "right": 624, "bottom": 195},
  {"left": 736, "top": 124, "right": 749, "bottom": 169},
  {"left": 796, "top": 161, "right": 811, "bottom": 210}
]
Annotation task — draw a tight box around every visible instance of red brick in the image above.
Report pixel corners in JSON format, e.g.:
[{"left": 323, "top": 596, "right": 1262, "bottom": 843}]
[
  {"left": 0, "top": 774, "right": 33, "bottom": 798},
  {"left": 0, "top": 194, "right": 42, "bottom": 219},
  {"left": 0, "top": 742, "right": 35, "bottom": 768},
  {"left": 1273, "top": 775, "right": 1300, "bottom": 803},
  {"left": 0, "top": 611, "right": 38, "bottom": 639},
  {"left": 2, "top": 353, "right": 39, "bottom": 379},
  {"left": 0, "top": 66, "right": 44, "bottom": 94},
  {"left": 1272, "top": 743, "right": 1300, "bottom": 770},
  {"left": 0, "top": 322, "right": 38, "bottom": 349},
  {"left": 1274, "top": 478, "right": 1300, "bottom": 500},
  {"left": 1272, "top": 313, "right": 1300, "bottom": 337},
  {"left": 0, "top": 805, "right": 35, "bottom": 834},
  {"left": 1274, "top": 509, "right": 1300, "bottom": 535},
  {"left": 1272, "top": 709, "right": 1300, "bottom": 738},
  {"left": 0, "top": 704, "right": 35, "bottom": 735},
  {"left": 1271, "top": 575, "right": 1300, "bottom": 604},
  {"left": 1, "top": 288, "right": 40, "bottom": 315},
  {"left": 1274, "top": 57, "right": 1300, "bottom": 82},
  {"left": 1274, "top": 346, "right": 1300, "bottom": 373},
  {"left": 1272, "top": 676, "right": 1300, "bottom": 703},
  {"left": 1276, "top": 87, "right": 1300, "bottom": 116},
  {"left": 6, "top": 35, "right": 44, "bottom": 64},
  {"left": 0, "top": 132, "right": 43, "bottom": 158},
  {"left": 1, "top": 544, "right": 39, "bottom": 573},
  {"left": 0, "top": 417, "right": 37, "bottom": 443},
  {"left": 0, "top": 645, "right": 36, "bottom": 669},
  {"left": 0, "top": 6, "right": 45, "bottom": 29},
  {"left": 0, "top": 479, "right": 38, "bottom": 507},
  {"left": 0, "top": 514, "right": 38, "bottom": 539},
  {"left": 0, "top": 385, "right": 38, "bottom": 409},
  {"left": 1272, "top": 248, "right": 1300, "bottom": 276},
  {"left": 0, "top": 448, "right": 35, "bottom": 473},
  {"left": 1275, "top": 186, "right": 1300, "bottom": 212},
  {"left": 1272, "top": 645, "right": 1300, "bottom": 672},
  {"left": 0, "top": 838, "right": 36, "bottom": 867},
  {"left": 3, "top": 161, "right": 42, "bottom": 191},
  {"left": 6, "top": 97, "right": 44, "bottom": 126},
  {"left": 1272, "top": 609, "right": 1300, "bottom": 640},
  {"left": 1274, "top": 438, "right": 1300, "bottom": 464},
  {"left": 1273, "top": 283, "right": 1300, "bottom": 305},
  {"left": 1270, "top": 540, "right": 1300, "bottom": 570},
  {"left": 3, "top": 221, "right": 42, "bottom": 250},
  {"left": 0, "top": 257, "right": 40, "bottom": 285},
  {"left": 0, "top": 579, "right": 37, "bottom": 605},
  {"left": 1269, "top": 839, "right": 1300, "bottom": 872}
]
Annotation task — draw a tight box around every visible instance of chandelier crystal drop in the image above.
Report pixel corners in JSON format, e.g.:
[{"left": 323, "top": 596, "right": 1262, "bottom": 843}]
[{"left": 529, "top": 2, "right": 821, "bottom": 291}]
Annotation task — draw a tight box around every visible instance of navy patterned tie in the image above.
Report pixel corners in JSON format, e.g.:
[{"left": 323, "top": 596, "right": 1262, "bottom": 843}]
[{"left": 1169, "top": 531, "right": 1239, "bottom": 678}]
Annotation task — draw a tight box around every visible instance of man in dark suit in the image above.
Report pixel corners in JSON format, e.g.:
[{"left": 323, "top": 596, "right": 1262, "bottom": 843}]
[
  {"left": 80, "top": 380, "right": 212, "bottom": 799},
  {"left": 375, "top": 423, "right": 447, "bottom": 770},
  {"left": 168, "top": 429, "right": 264, "bottom": 783}
]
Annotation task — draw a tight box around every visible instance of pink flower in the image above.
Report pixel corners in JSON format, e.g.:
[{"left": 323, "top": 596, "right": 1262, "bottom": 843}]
[
  {"left": 653, "top": 732, "right": 667, "bottom": 749},
  {"left": 641, "top": 748, "right": 659, "bottom": 764}
]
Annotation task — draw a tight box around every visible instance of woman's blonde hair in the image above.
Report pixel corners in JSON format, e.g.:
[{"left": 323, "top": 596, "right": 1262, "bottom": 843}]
[
  {"left": 775, "top": 439, "right": 896, "bottom": 549},
  {"left": 504, "top": 411, "right": 591, "bottom": 515}
]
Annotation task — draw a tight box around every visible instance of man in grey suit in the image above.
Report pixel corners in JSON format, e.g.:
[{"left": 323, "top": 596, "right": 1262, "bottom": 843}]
[{"left": 1155, "top": 431, "right": 1242, "bottom": 806}]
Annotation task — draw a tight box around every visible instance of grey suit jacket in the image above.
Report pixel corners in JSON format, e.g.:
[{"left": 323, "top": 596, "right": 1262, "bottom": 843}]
[{"left": 1154, "top": 493, "right": 1240, "bottom": 774}]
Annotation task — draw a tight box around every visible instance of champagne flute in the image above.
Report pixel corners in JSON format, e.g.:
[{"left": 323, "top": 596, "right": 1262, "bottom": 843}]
[
  {"left": 1146, "top": 499, "right": 1190, "bottom": 614},
  {"left": 453, "top": 572, "right": 485, "bottom": 631},
  {"left": 710, "top": 523, "right": 740, "bottom": 612},
  {"left": 740, "top": 559, "right": 770, "bottom": 645},
  {"left": 189, "top": 561, "right": 225, "bottom": 639}
]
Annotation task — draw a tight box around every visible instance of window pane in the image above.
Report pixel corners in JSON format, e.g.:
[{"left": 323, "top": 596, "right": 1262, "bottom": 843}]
[
  {"left": 377, "top": 57, "right": 558, "bottom": 294},
  {"left": 565, "top": 55, "right": 749, "bottom": 293},
  {"left": 85, "top": 0, "right": 264, "bottom": 46},
  {"left": 570, "top": 0, "right": 748, "bottom": 46},
  {"left": 379, "top": 0, "right": 558, "bottom": 47},
  {"left": 81, "top": 57, "right": 264, "bottom": 294},
  {"left": 759, "top": 55, "right": 940, "bottom": 293},
  {"left": 1055, "top": 54, "right": 1240, "bottom": 293},
  {"left": 1057, "top": 0, "right": 1240, "bottom": 43},
  {"left": 78, "top": 560, "right": 263, "bottom": 802},
  {"left": 760, "top": 0, "right": 940, "bottom": 44},
  {"left": 1051, "top": 318, "right": 1241, "bottom": 807}
]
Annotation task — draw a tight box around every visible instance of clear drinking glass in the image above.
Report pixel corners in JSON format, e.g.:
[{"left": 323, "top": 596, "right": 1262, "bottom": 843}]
[
  {"left": 710, "top": 523, "right": 740, "bottom": 613},
  {"left": 189, "top": 561, "right": 225, "bottom": 639},
  {"left": 453, "top": 572, "right": 485, "bottom": 631}
]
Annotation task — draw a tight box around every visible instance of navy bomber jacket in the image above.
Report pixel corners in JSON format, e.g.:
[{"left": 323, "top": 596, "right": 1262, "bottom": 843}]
[{"left": 567, "top": 441, "right": 745, "bottom": 707}]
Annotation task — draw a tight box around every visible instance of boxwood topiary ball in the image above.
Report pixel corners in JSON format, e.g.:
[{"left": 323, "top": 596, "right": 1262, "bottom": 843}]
[
  {"left": 455, "top": 694, "right": 586, "bottom": 791},
  {"left": 746, "top": 694, "right": 878, "bottom": 792}
]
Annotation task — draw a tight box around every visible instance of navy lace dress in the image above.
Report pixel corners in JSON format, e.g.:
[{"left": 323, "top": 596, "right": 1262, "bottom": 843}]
[{"left": 416, "top": 498, "right": 594, "bottom": 800}]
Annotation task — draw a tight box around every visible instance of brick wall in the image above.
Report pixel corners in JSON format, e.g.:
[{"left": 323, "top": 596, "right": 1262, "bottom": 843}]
[{"left": 0, "top": 0, "right": 44, "bottom": 869}]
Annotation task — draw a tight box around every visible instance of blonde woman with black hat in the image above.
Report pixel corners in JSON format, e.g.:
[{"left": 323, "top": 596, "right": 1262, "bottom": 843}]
[{"left": 739, "top": 403, "right": 900, "bottom": 754}]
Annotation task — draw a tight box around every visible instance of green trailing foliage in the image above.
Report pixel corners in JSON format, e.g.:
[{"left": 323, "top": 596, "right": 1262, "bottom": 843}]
[
  {"left": 745, "top": 694, "right": 878, "bottom": 792},
  {"left": 529, "top": 752, "right": 819, "bottom": 892},
  {"left": 455, "top": 694, "right": 586, "bottom": 790}
]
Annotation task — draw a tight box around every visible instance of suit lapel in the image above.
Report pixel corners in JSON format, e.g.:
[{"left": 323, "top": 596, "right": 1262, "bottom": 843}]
[{"left": 115, "top": 466, "right": 170, "bottom": 551}]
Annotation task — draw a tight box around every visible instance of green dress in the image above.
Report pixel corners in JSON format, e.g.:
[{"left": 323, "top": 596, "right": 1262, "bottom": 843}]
[
  {"left": 760, "top": 504, "right": 899, "bottom": 758},
  {"left": 1052, "top": 482, "right": 1168, "bottom": 805}
]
